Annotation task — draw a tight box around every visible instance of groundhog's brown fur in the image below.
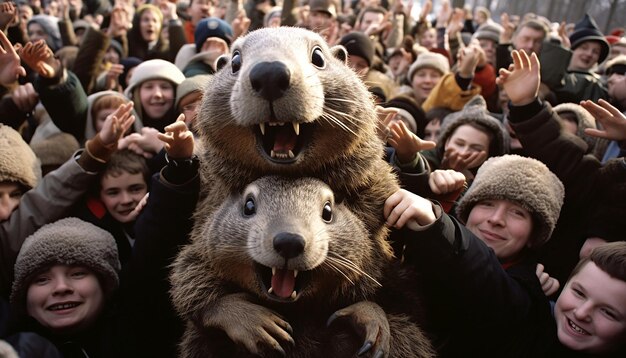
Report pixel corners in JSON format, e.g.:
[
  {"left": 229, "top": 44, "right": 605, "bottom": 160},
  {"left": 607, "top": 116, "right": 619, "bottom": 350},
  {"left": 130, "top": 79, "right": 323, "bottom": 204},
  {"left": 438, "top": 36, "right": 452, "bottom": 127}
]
[
  {"left": 171, "top": 176, "right": 434, "bottom": 357},
  {"left": 171, "top": 27, "right": 416, "bottom": 356}
]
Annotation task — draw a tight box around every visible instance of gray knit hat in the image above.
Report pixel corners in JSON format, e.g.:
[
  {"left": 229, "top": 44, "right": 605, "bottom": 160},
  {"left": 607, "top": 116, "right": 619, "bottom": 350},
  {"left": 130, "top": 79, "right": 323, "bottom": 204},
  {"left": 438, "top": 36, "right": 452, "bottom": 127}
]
[
  {"left": 437, "top": 95, "right": 509, "bottom": 157},
  {"left": 553, "top": 103, "right": 597, "bottom": 153},
  {"left": 407, "top": 52, "right": 450, "bottom": 81},
  {"left": 27, "top": 15, "right": 62, "bottom": 52},
  {"left": 0, "top": 124, "right": 41, "bottom": 190},
  {"left": 456, "top": 155, "right": 565, "bottom": 248},
  {"left": 175, "top": 74, "right": 212, "bottom": 110},
  {"left": 472, "top": 23, "right": 503, "bottom": 44},
  {"left": 30, "top": 132, "right": 80, "bottom": 169},
  {"left": 11, "top": 218, "right": 121, "bottom": 308}
]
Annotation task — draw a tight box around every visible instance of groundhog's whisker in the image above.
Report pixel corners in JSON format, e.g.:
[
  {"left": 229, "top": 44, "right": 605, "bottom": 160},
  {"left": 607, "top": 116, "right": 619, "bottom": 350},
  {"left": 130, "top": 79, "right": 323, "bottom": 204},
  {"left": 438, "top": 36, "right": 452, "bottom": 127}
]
[
  {"left": 323, "top": 105, "right": 366, "bottom": 125},
  {"left": 323, "top": 259, "right": 356, "bottom": 285},
  {"left": 327, "top": 253, "right": 382, "bottom": 288},
  {"left": 320, "top": 113, "right": 358, "bottom": 136}
]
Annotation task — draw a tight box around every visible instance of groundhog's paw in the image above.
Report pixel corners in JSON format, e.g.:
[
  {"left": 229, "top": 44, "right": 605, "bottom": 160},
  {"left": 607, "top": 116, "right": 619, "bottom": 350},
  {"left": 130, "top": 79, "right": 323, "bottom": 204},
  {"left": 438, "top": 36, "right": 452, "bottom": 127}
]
[
  {"left": 327, "top": 301, "right": 390, "bottom": 358},
  {"left": 216, "top": 299, "right": 294, "bottom": 356}
]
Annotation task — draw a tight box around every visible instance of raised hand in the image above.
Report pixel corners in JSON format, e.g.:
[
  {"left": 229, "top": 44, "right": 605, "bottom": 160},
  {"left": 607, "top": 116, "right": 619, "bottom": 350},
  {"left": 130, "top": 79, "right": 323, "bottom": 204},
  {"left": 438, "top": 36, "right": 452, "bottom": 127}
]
[
  {"left": 580, "top": 99, "right": 626, "bottom": 141},
  {"left": 500, "top": 12, "right": 515, "bottom": 43},
  {"left": 99, "top": 102, "right": 135, "bottom": 146},
  {"left": 18, "top": 40, "right": 60, "bottom": 78},
  {"left": 0, "top": 1, "right": 18, "bottom": 31},
  {"left": 441, "top": 146, "right": 487, "bottom": 173},
  {"left": 457, "top": 44, "right": 483, "bottom": 78},
  {"left": 327, "top": 301, "right": 390, "bottom": 357},
  {"left": 0, "top": 29, "right": 26, "bottom": 85},
  {"left": 103, "top": 63, "right": 124, "bottom": 90},
  {"left": 157, "top": 114, "right": 194, "bottom": 158},
  {"left": 387, "top": 120, "right": 436, "bottom": 164},
  {"left": 496, "top": 49, "right": 540, "bottom": 106},
  {"left": 118, "top": 127, "right": 164, "bottom": 158}
]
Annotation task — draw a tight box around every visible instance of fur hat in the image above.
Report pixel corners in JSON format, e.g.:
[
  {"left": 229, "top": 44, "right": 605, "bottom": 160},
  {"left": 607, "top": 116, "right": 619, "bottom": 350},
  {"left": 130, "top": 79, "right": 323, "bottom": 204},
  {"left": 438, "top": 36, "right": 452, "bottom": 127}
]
[
  {"left": 606, "top": 54, "right": 626, "bottom": 75},
  {"left": 407, "top": 52, "right": 450, "bottom": 81},
  {"left": 194, "top": 17, "right": 233, "bottom": 52},
  {"left": 569, "top": 14, "right": 610, "bottom": 64},
  {"left": 437, "top": 95, "right": 509, "bottom": 157},
  {"left": 175, "top": 74, "right": 212, "bottom": 109},
  {"left": 123, "top": 59, "right": 185, "bottom": 98},
  {"left": 472, "top": 23, "right": 503, "bottom": 44},
  {"left": 456, "top": 155, "right": 564, "bottom": 248},
  {"left": 0, "top": 125, "right": 41, "bottom": 190},
  {"left": 29, "top": 132, "right": 80, "bottom": 169},
  {"left": 10, "top": 218, "right": 121, "bottom": 308},
  {"left": 383, "top": 95, "right": 427, "bottom": 136},
  {"left": 339, "top": 31, "right": 374, "bottom": 68},
  {"left": 27, "top": 15, "right": 62, "bottom": 52},
  {"left": 553, "top": 102, "right": 597, "bottom": 153}
]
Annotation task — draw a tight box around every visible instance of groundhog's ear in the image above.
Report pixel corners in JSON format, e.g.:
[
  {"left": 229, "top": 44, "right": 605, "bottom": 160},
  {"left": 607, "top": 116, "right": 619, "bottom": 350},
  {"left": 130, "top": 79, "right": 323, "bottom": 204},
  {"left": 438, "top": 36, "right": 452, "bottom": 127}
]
[
  {"left": 330, "top": 45, "right": 348, "bottom": 64},
  {"left": 215, "top": 55, "right": 229, "bottom": 72}
]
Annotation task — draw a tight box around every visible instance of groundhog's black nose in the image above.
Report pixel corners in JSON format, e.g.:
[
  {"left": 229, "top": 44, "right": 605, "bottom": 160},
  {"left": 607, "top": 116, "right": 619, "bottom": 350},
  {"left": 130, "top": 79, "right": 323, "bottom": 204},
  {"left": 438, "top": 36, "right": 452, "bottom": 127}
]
[
  {"left": 249, "top": 61, "right": 291, "bottom": 101},
  {"left": 273, "top": 232, "right": 305, "bottom": 259}
]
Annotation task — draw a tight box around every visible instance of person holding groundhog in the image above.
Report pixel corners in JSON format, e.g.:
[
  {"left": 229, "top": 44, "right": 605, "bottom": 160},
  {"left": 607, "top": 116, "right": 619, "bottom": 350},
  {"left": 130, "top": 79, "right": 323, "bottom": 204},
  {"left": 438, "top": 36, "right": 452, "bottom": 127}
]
[{"left": 385, "top": 154, "right": 564, "bottom": 357}]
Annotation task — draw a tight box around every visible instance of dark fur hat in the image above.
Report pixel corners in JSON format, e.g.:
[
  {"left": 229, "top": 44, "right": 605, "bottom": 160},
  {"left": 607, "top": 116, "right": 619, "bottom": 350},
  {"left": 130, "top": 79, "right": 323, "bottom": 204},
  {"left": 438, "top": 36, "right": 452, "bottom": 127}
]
[
  {"left": 456, "top": 155, "right": 565, "bottom": 248},
  {"left": 11, "top": 218, "right": 120, "bottom": 310}
]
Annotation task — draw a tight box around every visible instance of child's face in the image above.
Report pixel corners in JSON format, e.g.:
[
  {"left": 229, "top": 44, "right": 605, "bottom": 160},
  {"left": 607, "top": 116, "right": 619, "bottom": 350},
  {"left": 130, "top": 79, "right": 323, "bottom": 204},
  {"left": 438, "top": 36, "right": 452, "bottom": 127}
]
[
  {"left": 555, "top": 262, "right": 626, "bottom": 354},
  {"left": 26, "top": 264, "right": 104, "bottom": 333},
  {"left": 411, "top": 68, "right": 443, "bottom": 103},
  {"left": 465, "top": 199, "right": 533, "bottom": 262},
  {"left": 100, "top": 172, "right": 148, "bottom": 223},
  {"left": 139, "top": 80, "right": 174, "bottom": 120},
  {"left": 0, "top": 182, "right": 23, "bottom": 221},
  {"left": 444, "top": 124, "right": 490, "bottom": 168}
]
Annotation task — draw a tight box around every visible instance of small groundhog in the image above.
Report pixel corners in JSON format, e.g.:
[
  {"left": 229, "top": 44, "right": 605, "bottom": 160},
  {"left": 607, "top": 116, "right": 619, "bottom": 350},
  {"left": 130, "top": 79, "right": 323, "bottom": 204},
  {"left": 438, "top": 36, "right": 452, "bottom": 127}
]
[{"left": 171, "top": 176, "right": 434, "bottom": 357}]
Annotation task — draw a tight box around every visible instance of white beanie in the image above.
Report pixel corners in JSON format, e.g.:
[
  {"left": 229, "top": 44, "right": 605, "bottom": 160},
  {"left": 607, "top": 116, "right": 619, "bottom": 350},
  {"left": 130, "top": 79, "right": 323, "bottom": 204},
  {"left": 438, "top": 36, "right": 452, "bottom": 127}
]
[{"left": 124, "top": 59, "right": 185, "bottom": 98}]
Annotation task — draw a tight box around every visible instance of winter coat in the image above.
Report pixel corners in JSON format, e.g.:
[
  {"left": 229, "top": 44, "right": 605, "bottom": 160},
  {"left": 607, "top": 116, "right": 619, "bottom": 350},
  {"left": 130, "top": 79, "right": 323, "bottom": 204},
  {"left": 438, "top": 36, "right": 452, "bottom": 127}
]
[
  {"left": 401, "top": 210, "right": 555, "bottom": 357},
  {"left": 507, "top": 99, "right": 626, "bottom": 286}
]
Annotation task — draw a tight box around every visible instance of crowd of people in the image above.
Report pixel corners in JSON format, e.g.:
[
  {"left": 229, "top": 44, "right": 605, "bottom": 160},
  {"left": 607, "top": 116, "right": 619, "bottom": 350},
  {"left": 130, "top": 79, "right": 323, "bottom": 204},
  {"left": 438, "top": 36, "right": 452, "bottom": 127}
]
[{"left": 0, "top": 0, "right": 625, "bottom": 357}]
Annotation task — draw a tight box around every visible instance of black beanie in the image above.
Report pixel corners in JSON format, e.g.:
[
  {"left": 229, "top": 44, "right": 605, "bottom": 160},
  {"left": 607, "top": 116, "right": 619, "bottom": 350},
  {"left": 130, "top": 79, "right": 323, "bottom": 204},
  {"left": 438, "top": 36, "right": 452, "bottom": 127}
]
[
  {"left": 383, "top": 95, "right": 427, "bottom": 137},
  {"left": 339, "top": 32, "right": 374, "bottom": 68},
  {"left": 569, "top": 14, "right": 610, "bottom": 64}
]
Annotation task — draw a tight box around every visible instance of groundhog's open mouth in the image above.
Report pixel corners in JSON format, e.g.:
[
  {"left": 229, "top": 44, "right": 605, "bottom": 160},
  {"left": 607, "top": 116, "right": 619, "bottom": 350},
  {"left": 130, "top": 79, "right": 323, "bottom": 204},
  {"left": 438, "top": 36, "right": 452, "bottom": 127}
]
[
  {"left": 256, "top": 263, "right": 310, "bottom": 302},
  {"left": 255, "top": 122, "right": 313, "bottom": 164}
]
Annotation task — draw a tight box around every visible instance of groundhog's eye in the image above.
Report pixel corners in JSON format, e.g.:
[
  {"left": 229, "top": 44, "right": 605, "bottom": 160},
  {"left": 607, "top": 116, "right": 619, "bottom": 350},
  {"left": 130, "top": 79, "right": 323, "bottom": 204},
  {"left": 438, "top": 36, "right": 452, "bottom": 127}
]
[
  {"left": 322, "top": 201, "right": 332, "bottom": 222},
  {"left": 311, "top": 47, "right": 325, "bottom": 69},
  {"left": 231, "top": 50, "right": 242, "bottom": 73},
  {"left": 243, "top": 197, "right": 256, "bottom": 216}
]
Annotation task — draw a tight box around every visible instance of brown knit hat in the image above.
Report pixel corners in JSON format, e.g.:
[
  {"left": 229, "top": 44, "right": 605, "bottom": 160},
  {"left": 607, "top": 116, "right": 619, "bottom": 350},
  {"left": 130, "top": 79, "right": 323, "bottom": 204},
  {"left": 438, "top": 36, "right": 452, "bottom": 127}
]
[
  {"left": 11, "top": 218, "right": 121, "bottom": 310},
  {"left": 437, "top": 95, "right": 509, "bottom": 157},
  {"left": 456, "top": 155, "right": 565, "bottom": 248},
  {"left": 0, "top": 124, "right": 41, "bottom": 190}
]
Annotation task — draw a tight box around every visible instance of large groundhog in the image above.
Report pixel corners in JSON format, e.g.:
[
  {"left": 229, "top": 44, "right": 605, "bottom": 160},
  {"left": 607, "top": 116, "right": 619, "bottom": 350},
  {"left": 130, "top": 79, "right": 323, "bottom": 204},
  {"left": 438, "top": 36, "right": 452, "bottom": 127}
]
[
  {"left": 191, "top": 26, "right": 399, "bottom": 237},
  {"left": 171, "top": 176, "right": 434, "bottom": 357}
]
